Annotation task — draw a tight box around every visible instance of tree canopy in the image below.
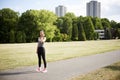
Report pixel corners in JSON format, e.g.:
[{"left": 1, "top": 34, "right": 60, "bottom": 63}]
[{"left": 0, "top": 8, "right": 120, "bottom": 43}]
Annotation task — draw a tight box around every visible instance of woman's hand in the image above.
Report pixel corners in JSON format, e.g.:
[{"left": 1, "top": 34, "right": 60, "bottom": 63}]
[{"left": 40, "top": 37, "right": 46, "bottom": 43}]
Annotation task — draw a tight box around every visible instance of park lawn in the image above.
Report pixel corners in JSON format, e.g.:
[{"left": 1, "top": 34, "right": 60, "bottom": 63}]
[
  {"left": 70, "top": 61, "right": 120, "bottom": 80},
  {"left": 0, "top": 40, "right": 120, "bottom": 70}
]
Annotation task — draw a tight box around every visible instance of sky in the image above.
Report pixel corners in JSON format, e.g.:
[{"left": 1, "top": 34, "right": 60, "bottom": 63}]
[{"left": 0, "top": 0, "right": 120, "bottom": 22}]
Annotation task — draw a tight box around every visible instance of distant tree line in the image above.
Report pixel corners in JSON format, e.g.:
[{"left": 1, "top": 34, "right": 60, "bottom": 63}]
[{"left": 0, "top": 8, "right": 120, "bottom": 43}]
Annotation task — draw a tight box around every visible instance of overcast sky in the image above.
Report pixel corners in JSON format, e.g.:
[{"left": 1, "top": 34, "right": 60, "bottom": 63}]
[{"left": 0, "top": 0, "right": 120, "bottom": 22}]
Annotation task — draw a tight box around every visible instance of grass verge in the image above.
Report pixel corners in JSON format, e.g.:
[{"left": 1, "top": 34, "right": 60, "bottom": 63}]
[
  {"left": 0, "top": 40, "right": 120, "bottom": 70},
  {"left": 70, "top": 62, "right": 120, "bottom": 80}
]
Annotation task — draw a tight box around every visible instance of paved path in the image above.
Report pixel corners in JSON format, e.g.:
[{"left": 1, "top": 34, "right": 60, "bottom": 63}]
[{"left": 0, "top": 50, "right": 120, "bottom": 80}]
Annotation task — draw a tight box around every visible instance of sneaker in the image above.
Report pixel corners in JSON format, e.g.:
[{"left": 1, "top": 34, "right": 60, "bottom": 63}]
[
  {"left": 36, "top": 67, "right": 41, "bottom": 72},
  {"left": 42, "top": 68, "right": 47, "bottom": 73}
]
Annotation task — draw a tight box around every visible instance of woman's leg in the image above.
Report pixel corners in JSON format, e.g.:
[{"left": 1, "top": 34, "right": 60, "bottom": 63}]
[
  {"left": 38, "top": 54, "right": 41, "bottom": 67},
  {"left": 36, "top": 52, "right": 41, "bottom": 71},
  {"left": 38, "top": 48, "right": 42, "bottom": 67},
  {"left": 41, "top": 47, "right": 47, "bottom": 68}
]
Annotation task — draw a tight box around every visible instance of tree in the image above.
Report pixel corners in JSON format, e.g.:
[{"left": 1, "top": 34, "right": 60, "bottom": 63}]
[
  {"left": 16, "top": 31, "right": 23, "bottom": 43},
  {"left": 117, "top": 23, "right": 120, "bottom": 39},
  {"left": 62, "top": 17, "right": 73, "bottom": 40},
  {"left": 18, "top": 10, "right": 39, "bottom": 42},
  {"left": 118, "top": 29, "right": 120, "bottom": 39},
  {"left": 65, "top": 12, "right": 76, "bottom": 19},
  {"left": 18, "top": 9, "right": 57, "bottom": 42},
  {"left": 15, "top": 31, "right": 26, "bottom": 43},
  {"left": 37, "top": 10, "right": 58, "bottom": 42},
  {"left": 104, "top": 28, "right": 112, "bottom": 39},
  {"left": 77, "top": 18, "right": 86, "bottom": 41},
  {"left": 83, "top": 17, "right": 95, "bottom": 40},
  {"left": 53, "top": 28, "right": 62, "bottom": 42},
  {"left": 0, "top": 8, "right": 19, "bottom": 43},
  {"left": 92, "top": 17, "right": 103, "bottom": 29},
  {"left": 101, "top": 18, "right": 111, "bottom": 28},
  {"left": 116, "top": 22, "right": 120, "bottom": 28},
  {"left": 9, "top": 30, "right": 15, "bottom": 43},
  {"left": 22, "top": 32, "right": 26, "bottom": 43},
  {"left": 93, "top": 32, "right": 99, "bottom": 40},
  {"left": 101, "top": 18, "right": 112, "bottom": 39},
  {"left": 64, "top": 12, "right": 77, "bottom": 40},
  {"left": 110, "top": 22, "right": 120, "bottom": 39},
  {"left": 110, "top": 20, "right": 117, "bottom": 28},
  {"left": 54, "top": 17, "right": 64, "bottom": 33},
  {"left": 61, "top": 33, "right": 69, "bottom": 41},
  {"left": 72, "top": 18, "right": 78, "bottom": 41}
]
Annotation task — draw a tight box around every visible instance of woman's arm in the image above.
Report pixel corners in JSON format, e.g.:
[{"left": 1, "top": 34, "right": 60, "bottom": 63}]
[
  {"left": 36, "top": 38, "right": 39, "bottom": 53},
  {"left": 40, "top": 37, "right": 46, "bottom": 43},
  {"left": 42, "top": 37, "right": 46, "bottom": 42}
]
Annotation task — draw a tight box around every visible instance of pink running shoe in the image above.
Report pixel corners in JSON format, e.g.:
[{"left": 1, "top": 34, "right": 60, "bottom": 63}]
[
  {"left": 42, "top": 68, "right": 47, "bottom": 73},
  {"left": 36, "top": 67, "right": 41, "bottom": 72}
]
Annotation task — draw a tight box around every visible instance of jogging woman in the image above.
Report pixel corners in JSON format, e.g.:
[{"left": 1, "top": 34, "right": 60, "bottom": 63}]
[{"left": 36, "top": 30, "right": 47, "bottom": 73}]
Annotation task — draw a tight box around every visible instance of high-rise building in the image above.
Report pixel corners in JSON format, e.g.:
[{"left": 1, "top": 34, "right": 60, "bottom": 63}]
[
  {"left": 87, "top": 0, "right": 101, "bottom": 18},
  {"left": 55, "top": 5, "right": 67, "bottom": 17}
]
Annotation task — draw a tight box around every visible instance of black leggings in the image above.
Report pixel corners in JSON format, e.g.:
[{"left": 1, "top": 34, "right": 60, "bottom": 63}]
[{"left": 37, "top": 47, "right": 47, "bottom": 68}]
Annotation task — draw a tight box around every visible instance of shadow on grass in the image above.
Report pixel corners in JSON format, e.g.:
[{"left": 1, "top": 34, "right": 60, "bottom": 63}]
[
  {"left": 115, "top": 75, "right": 120, "bottom": 80},
  {"left": 0, "top": 70, "right": 37, "bottom": 76},
  {"left": 105, "top": 65, "right": 120, "bottom": 71}
]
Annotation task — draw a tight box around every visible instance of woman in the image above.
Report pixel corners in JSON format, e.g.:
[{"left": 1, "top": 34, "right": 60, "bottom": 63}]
[{"left": 36, "top": 30, "right": 47, "bottom": 73}]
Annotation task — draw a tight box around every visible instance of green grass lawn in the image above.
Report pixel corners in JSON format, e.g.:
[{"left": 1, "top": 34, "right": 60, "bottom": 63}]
[
  {"left": 0, "top": 40, "right": 120, "bottom": 70},
  {"left": 70, "top": 61, "right": 120, "bottom": 80}
]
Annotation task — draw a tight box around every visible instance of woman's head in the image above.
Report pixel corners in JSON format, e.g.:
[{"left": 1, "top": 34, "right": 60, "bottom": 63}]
[{"left": 40, "top": 30, "right": 45, "bottom": 37}]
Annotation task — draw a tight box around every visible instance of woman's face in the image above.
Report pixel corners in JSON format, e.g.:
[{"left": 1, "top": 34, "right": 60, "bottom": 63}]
[{"left": 40, "top": 31, "right": 44, "bottom": 37}]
